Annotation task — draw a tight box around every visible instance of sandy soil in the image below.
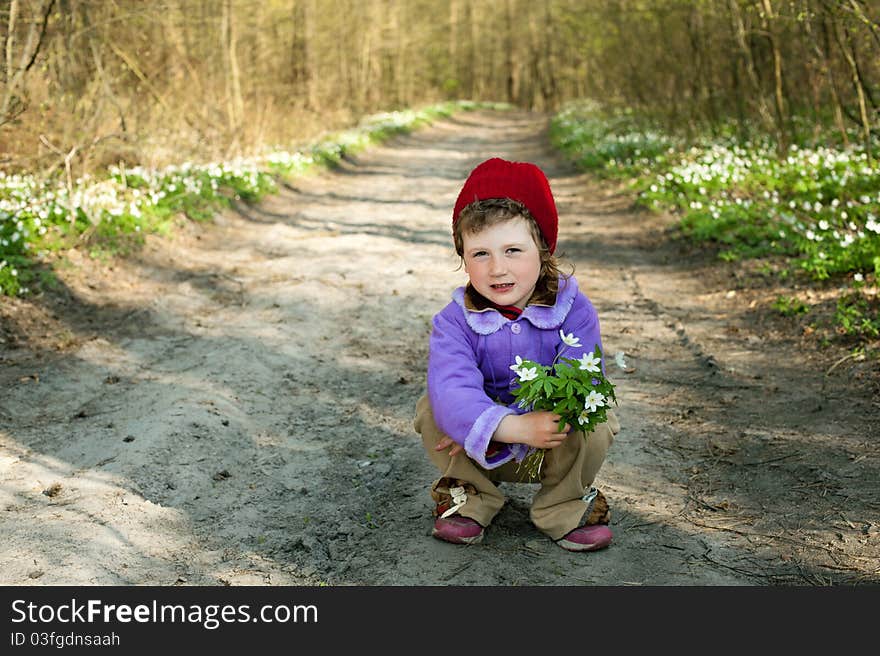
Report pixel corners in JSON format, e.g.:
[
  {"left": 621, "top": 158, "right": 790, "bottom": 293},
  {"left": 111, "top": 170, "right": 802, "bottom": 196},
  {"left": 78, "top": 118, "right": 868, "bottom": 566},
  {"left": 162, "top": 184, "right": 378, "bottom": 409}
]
[{"left": 1, "top": 109, "right": 878, "bottom": 586}]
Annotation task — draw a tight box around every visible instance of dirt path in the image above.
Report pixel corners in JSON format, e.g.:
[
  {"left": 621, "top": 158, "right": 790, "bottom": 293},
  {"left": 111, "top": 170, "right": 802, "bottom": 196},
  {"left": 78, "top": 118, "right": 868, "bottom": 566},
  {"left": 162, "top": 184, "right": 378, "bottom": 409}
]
[{"left": 1, "top": 110, "right": 878, "bottom": 586}]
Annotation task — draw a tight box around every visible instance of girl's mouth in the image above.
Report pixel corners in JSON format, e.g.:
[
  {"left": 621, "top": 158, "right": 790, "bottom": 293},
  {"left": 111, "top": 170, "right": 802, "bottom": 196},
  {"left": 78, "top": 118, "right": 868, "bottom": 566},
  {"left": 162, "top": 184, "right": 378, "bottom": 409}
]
[{"left": 490, "top": 283, "right": 514, "bottom": 291}]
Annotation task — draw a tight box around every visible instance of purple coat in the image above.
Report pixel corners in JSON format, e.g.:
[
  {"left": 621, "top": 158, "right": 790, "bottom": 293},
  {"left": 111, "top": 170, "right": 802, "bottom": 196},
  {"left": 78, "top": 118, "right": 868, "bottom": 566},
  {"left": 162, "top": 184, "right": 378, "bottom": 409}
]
[{"left": 426, "top": 275, "right": 605, "bottom": 469}]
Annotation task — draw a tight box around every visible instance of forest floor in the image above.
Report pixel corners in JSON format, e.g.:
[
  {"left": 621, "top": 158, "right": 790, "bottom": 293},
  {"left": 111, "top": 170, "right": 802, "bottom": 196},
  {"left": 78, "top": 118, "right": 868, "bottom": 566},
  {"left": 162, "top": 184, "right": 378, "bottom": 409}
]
[{"left": 1, "top": 109, "right": 879, "bottom": 586}]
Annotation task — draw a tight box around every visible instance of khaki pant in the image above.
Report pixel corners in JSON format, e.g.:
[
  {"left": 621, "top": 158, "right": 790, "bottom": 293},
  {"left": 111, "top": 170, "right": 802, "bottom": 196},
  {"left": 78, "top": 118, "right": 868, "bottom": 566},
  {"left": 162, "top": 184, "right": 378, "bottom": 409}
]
[{"left": 413, "top": 394, "right": 619, "bottom": 541}]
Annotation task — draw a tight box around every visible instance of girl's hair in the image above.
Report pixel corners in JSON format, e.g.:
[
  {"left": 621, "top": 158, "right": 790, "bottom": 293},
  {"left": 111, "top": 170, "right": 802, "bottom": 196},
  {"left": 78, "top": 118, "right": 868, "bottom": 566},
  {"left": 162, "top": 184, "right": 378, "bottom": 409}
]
[{"left": 453, "top": 198, "right": 571, "bottom": 305}]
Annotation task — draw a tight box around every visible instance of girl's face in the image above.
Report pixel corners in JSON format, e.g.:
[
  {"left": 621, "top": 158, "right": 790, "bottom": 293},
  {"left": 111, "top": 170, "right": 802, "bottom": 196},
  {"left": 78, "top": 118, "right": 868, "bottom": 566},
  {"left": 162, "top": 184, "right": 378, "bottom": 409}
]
[{"left": 462, "top": 216, "right": 542, "bottom": 309}]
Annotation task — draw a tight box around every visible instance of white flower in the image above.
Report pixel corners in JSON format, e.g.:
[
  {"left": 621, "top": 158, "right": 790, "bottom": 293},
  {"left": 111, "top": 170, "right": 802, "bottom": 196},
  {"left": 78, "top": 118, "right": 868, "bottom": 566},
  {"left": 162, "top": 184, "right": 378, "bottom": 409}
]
[
  {"left": 854, "top": 273, "right": 864, "bottom": 282},
  {"left": 509, "top": 355, "right": 524, "bottom": 373},
  {"left": 578, "top": 352, "right": 602, "bottom": 373},
  {"left": 559, "top": 329, "right": 581, "bottom": 348},
  {"left": 584, "top": 390, "right": 606, "bottom": 412},
  {"left": 517, "top": 366, "right": 539, "bottom": 382},
  {"left": 614, "top": 351, "right": 627, "bottom": 370}
]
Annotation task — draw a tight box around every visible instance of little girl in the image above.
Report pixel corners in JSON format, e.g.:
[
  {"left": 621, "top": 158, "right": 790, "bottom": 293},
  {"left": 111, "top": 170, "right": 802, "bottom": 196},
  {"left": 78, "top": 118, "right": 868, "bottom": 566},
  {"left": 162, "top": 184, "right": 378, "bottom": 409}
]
[{"left": 413, "top": 157, "right": 620, "bottom": 551}]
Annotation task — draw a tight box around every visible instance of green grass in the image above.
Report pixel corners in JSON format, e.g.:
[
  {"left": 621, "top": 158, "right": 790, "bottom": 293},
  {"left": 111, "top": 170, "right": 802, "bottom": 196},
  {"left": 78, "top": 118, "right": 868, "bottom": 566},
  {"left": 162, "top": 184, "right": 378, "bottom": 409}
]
[
  {"left": 836, "top": 292, "right": 880, "bottom": 339},
  {"left": 772, "top": 295, "right": 810, "bottom": 317},
  {"left": 551, "top": 101, "right": 880, "bottom": 279},
  {"left": 550, "top": 100, "right": 880, "bottom": 342}
]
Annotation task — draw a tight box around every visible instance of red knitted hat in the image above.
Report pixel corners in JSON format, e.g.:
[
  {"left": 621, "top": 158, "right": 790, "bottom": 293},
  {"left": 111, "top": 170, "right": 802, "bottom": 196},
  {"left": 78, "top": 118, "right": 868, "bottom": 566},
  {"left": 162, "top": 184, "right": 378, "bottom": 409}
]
[{"left": 452, "top": 157, "right": 559, "bottom": 254}]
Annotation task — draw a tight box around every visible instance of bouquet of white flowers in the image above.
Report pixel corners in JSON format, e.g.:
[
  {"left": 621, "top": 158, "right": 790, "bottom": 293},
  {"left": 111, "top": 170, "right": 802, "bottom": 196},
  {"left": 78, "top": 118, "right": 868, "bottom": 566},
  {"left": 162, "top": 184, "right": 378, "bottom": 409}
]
[{"left": 509, "top": 329, "right": 618, "bottom": 478}]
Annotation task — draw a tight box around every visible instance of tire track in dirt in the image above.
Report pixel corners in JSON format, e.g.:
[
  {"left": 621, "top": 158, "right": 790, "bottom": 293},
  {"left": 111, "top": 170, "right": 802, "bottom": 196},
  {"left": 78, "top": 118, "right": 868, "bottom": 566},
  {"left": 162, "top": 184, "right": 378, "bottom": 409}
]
[{"left": 1, "top": 109, "right": 877, "bottom": 585}]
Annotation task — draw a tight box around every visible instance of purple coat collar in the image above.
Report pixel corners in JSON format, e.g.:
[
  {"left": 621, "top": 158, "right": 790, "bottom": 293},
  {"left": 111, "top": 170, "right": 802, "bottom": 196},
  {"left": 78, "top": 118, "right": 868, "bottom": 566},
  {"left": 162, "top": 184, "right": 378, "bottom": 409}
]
[{"left": 452, "top": 276, "right": 579, "bottom": 335}]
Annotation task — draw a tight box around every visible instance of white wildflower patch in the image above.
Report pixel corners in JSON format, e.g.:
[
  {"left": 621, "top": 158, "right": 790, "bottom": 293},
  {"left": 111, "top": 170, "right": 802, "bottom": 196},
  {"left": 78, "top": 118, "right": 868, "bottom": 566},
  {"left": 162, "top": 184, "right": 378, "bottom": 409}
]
[{"left": 1, "top": 100, "right": 486, "bottom": 296}]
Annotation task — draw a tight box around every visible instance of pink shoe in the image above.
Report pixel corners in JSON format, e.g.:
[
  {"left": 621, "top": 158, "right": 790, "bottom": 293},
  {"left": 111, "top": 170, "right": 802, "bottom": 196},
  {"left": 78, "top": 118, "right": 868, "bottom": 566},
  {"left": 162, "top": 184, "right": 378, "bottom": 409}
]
[
  {"left": 556, "top": 524, "right": 613, "bottom": 552},
  {"left": 432, "top": 515, "right": 485, "bottom": 545}
]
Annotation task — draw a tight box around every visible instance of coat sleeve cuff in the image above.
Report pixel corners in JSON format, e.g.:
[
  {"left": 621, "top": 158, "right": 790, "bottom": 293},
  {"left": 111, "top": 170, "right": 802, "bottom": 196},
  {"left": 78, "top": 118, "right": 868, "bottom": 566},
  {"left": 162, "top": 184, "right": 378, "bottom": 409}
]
[
  {"left": 507, "top": 443, "right": 531, "bottom": 463},
  {"left": 463, "top": 405, "right": 516, "bottom": 469}
]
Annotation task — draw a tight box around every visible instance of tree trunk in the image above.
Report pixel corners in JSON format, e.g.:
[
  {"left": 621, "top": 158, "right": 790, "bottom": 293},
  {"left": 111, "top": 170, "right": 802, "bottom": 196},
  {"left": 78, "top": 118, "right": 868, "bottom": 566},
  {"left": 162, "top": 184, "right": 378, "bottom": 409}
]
[
  {"left": 543, "top": 1, "right": 558, "bottom": 109},
  {"left": 730, "top": 40, "right": 750, "bottom": 141},
  {"left": 829, "top": 1, "right": 874, "bottom": 159},
  {"left": 687, "top": 6, "right": 707, "bottom": 125},
  {"left": 727, "top": 0, "right": 776, "bottom": 134},
  {"left": 221, "top": 0, "right": 244, "bottom": 146},
  {"left": 1, "top": 0, "right": 56, "bottom": 126},
  {"left": 303, "top": 0, "right": 316, "bottom": 111},
  {"left": 505, "top": 0, "right": 515, "bottom": 104},
  {"left": 803, "top": 0, "right": 849, "bottom": 145},
  {"left": 470, "top": 1, "right": 481, "bottom": 99},
  {"left": 758, "top": 0, "right": 789, "bottom": 151},
  {"left": 847, "top": 0, "right": 880, "bottom": 51}
]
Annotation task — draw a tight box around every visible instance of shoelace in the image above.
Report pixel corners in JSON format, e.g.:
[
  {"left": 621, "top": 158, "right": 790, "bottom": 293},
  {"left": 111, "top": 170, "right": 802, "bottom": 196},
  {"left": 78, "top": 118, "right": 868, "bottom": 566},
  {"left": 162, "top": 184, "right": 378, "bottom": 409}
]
[
  {"left": 440, "top": 486, "right": 468, "bottom": 519},
  {"left": 582, "top": 486, "right": 598, "bottom": 514}
]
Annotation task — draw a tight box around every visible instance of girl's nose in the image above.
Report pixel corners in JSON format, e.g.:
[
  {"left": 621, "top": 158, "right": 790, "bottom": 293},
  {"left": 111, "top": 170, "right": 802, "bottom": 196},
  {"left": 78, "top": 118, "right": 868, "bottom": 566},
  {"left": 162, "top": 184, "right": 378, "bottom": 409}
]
[{"left": 489, "top": 256, "right": 507, "bottom": 275}]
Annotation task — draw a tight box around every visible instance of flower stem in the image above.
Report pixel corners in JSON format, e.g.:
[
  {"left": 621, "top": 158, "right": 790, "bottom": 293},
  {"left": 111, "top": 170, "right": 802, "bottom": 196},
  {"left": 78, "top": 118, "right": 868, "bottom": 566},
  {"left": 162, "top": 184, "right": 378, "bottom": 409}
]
[{"left": 516, "top": 448, "right": 545, "bottom": 481}]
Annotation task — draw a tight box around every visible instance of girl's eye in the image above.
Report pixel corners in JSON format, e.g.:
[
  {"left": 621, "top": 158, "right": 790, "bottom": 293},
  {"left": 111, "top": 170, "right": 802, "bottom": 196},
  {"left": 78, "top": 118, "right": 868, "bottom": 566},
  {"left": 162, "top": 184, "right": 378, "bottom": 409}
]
[
  {"left": 472, "top": 251, "right": 487, "bottom": 257},
  {"left": 506, "top": 248, "right": 521, "bottom": 254}
]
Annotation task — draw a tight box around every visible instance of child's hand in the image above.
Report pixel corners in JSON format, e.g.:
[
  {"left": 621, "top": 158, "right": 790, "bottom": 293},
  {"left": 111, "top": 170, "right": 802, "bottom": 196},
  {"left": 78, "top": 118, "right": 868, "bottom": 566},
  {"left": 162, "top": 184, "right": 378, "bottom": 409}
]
[
  {"left": 434, "top": 436, "right": 464, "bottom": 457},
  {"left": 494, "top": 412, "right": 571, "bottom": 449}
]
